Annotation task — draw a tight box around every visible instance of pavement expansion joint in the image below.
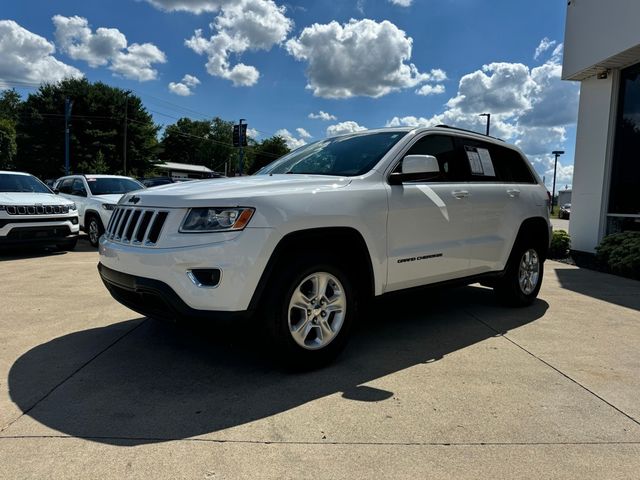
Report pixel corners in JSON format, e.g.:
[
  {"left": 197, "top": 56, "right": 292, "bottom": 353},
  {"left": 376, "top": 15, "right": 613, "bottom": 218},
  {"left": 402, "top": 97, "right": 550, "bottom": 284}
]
[
  {"left": 464, "top": 309, "right": 640, "bottom": 428},
  {"left": 0, "top": 319, "right": 148, "bottom": 435},
  {"left": 2, "top": 435, "right": 640, "bottom": 447}
]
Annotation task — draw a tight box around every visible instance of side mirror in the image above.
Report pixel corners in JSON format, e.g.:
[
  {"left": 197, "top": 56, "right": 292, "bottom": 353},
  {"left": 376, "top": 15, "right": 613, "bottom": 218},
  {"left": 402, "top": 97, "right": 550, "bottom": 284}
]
[{"left": 389, "top": 155, "right": 441, "bottom": 184}]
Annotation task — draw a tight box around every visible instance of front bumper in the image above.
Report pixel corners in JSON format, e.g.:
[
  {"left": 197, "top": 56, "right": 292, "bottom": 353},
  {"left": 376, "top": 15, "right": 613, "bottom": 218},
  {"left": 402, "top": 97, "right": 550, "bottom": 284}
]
[
  {"left": 0, "top": 217, "right": 79, "bottom": 247},
  {"left": 98, "top": 264, "right": 250, "bottom": 322},
  {"left": 98, "top": 227, "right": 275, "bottom": 312}
]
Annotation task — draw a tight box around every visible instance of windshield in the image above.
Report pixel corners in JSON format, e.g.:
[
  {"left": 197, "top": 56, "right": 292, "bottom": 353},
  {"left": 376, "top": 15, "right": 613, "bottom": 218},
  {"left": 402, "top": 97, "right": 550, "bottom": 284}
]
[
  {"left": 0, "top": 173, "right": 52, "bottom": 194},
  {"left": 86, "top": 177, "right": 144, "bottom": 195},
  {"left": 257, "top": 132, "right": 408, "bottom": 176}
]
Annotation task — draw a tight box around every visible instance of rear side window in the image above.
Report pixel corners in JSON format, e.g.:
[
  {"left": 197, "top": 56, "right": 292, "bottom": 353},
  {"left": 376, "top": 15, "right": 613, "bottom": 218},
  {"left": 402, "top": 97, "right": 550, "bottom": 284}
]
[
  {"left": 460, "top": 140, "right": 536, "bottom": 184},
  {"left": 396, "top": 134, "right": 467, "bottom": 182}
]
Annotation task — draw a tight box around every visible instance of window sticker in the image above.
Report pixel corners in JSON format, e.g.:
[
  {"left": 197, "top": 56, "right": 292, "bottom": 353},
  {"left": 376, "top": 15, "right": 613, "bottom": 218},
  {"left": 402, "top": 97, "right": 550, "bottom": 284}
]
[
  {"left": 477, "top": 148, "right": 496, "bottom": 177},
  {"left": 465, "top": 146, "right": 496, "bottom": 176},
  {"left": 465, "top": 146, "right": 484, "bottom": 175}
]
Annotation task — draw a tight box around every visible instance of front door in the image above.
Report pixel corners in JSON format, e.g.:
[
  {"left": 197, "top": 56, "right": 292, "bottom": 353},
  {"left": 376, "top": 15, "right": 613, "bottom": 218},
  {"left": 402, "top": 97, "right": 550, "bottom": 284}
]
[{"left": 386, "top": 134, "right": 473, "bottom": 292}]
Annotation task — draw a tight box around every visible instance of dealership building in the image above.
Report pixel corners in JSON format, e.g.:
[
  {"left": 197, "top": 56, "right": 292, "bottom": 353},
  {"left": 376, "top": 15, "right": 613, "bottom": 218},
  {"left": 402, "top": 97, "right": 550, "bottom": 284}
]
[{"left": 563, "top": 0, "right": 640, "bottom": 254}]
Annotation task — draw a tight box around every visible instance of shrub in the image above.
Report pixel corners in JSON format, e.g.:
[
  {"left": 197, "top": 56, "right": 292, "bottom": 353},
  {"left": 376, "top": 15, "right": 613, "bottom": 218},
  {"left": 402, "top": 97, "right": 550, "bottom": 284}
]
[
  {"left": 596, "top": 232, "right": 640, "bottom": 280},
  {"left": 549, "top": 230, "right": 571, "bottom": 259}
]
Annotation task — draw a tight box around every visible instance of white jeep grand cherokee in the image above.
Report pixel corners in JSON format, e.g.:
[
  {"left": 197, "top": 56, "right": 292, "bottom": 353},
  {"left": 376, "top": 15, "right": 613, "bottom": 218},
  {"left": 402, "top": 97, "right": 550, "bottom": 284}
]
[
  {"left": 98, "top": 126, "right": 552, "bottom": 366},
  {"left": 0, "top": 171, "right": 79, "bottom": 250}
]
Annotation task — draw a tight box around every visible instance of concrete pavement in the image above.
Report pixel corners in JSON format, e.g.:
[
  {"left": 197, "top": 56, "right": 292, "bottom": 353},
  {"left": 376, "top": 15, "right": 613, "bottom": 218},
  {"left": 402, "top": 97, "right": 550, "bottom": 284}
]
[{"left": 1, "top": 241, "right": 639, "bottom": 479}]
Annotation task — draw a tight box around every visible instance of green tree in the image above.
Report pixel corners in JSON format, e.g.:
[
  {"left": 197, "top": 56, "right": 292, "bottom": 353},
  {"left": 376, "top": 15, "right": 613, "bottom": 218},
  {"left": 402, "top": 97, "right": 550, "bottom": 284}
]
[
  {"left": 15, "top": 78, "right": 159, "bottom": 178},
  {"left": 0, "top": 118, "right": 17, "bottom": 169},
  {"left": 0, "top": 89, "right": 21, "bottom": 123},
  {"left": 160, "top": 116, "right": 235, "bottom": 174},
  {"left": 247, "top": 135, "right": 290, "bottom": 174}
]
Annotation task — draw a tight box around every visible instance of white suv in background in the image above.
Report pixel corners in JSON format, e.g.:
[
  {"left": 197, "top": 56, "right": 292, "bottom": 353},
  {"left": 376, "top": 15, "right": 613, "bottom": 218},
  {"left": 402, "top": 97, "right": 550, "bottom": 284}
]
[
  {"left": 54, "top": 174, "right": 144, "bottom": 247},
  {"left": 0, "top": 171, "right": 79, "bottom": 250},
  {"left": 98, "top": 126, "right": 552, "bottom": 367}
]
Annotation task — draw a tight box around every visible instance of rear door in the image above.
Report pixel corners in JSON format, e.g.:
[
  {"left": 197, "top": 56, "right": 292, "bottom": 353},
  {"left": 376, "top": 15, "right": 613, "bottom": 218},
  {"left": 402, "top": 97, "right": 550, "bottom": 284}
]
[
  {"left": 386, "top": 134, "right": 474, "bottom": 291},
  {"left": 457, "top": 138, "right": 536, "bottom": 273}
]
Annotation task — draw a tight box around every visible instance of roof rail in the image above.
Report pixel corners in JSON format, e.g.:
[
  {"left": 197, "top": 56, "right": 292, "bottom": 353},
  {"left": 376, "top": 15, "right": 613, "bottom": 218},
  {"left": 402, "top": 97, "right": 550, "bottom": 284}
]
[{"left": 434, "top": 124, "right": 505, "bottom": 142}]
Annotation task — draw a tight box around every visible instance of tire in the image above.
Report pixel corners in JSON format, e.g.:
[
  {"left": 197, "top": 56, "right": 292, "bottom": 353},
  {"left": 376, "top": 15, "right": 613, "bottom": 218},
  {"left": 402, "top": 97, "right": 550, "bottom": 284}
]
[
  {"left": 55, "top": 237, "right": 78, "bottom": 251},
  {"left": 86, "top": 214, "right": 104, "bottom": 248},
  {"left": 262, "top": 254, "right": 358, "bottom": 369},
  {"left": 494, "top": 240, "right": 544, "bottom": 307}
]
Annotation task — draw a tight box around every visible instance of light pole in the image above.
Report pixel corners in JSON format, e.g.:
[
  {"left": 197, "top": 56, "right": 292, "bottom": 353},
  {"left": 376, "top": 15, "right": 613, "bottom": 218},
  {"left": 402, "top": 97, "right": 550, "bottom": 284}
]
[
  {"left": 479, "top": 113, "right": 491, "bottom": 136},
  {"left": 551, "top": 150, "right": 565, "bottom": 209}
]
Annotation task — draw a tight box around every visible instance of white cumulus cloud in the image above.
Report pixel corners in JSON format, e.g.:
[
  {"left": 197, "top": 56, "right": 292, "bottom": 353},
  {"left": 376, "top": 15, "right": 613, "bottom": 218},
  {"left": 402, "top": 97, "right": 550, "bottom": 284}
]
[
  {"left": 416, "top": 84, "right": 445, "bottom": 96},
  {"left": 0, "top": 20, "right": 82, "bottom": 88},
  {"left": 185, "top": 0, "right": 292, "bottom": 86},
  {"left": 296, "top": 127, "right": 312, "bottom": 139},
  {"left": 286, "top": 18, "right": 444, "bottom": 98},
  {"left": 534, "top": 37, "right": 557, "bottom": 60},
  {"left": 308, "top": 110, "right": 337, "bottom": 121},
  {"left": 326, "top": 121, "right": 367, "bottom": 136},
  {"left": 53, "top": 15, "right": 166, "bottom": 81},
  {"left": 168, "top": 73, "right": 201, "bottom": 95},
  {"left": 389, "top": 0, "right": 413, "bottom": 6},
  {"left": 276, "top": 128, "right": 307, "bottom": 149},
  {"left": 143, "top": 0, "right": 227, "bottom": 14},
  {"left": 386, "top": 39, "right": 579, "bottom": 183}
]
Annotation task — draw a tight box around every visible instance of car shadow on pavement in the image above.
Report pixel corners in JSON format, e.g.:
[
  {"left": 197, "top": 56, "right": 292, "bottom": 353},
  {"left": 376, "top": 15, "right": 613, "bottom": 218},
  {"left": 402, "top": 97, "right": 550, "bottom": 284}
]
[
  {"left": 0, "top": 237, "right": 95, "bottom": 260},
  {"left": 554, "top": 267, "right": 640, "bottom": 311},
  {"left": 8, "top": 285, "right": 548, "bottom": 446}
]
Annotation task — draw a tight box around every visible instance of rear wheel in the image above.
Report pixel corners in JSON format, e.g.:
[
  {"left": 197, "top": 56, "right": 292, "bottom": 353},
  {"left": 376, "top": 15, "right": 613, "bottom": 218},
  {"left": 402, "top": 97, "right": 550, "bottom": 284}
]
[
  {"left": 87, "top": 215, "right": 104, "bottom": 248},
  {"left": 262, "top": 254, "right": 357, "bottom": 369},
  {"left": 494, "top": 243, "right": 544, "bottom": 307}
]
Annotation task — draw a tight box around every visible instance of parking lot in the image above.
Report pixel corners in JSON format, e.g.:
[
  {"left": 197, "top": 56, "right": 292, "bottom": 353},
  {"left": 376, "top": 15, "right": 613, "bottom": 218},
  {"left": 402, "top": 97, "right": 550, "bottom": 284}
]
[{"left": 1, "top": 240, "right": 639, "bottom": 479}]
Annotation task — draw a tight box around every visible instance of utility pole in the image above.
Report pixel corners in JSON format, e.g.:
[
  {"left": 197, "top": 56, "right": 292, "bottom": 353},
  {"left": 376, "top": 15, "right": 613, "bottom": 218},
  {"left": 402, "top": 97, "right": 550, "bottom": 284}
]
[
  {"left": 238, "top": 118, "right": 246, "bottom": 176},
  {"left": 479, "top": 113, "right": 491, "bottom": 136},
  {"left": 551, "top": 150, "right": 565, "bottom": 209},
  {"left": 123, "top": 91, "right": 131, "bottom": 175},
  {"left": 64, "top": 98, "right": 73, "bottom": 175}
]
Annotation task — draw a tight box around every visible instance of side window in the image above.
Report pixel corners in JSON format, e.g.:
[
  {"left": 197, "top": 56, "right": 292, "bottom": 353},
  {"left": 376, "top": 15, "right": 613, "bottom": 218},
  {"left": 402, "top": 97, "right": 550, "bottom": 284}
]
[
  {"left": 71, "top": 178, "right": 87, "bottom": 196},
  {"left": 58, "top": 178, "right": 73, "bottom": 194},
  {"left": 460, "top": 141, "right": 499, "bottom": 182},
  {"left": 491, "top": 146, "right": 536, "bottom": 183},
  {"left": 396, "top": 134, "right": 466, "bottom": 182}
]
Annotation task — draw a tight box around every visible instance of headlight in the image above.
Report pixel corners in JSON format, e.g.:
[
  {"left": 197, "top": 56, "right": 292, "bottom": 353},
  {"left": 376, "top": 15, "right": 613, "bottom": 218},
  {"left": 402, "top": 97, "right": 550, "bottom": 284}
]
[
  {"left": 180, "top": 207, "right": 254, "bottom": 233},
  {"left": 102, "top": 203, "right": 117, "bottom": 211},
  {"left": 69, "top": 202, "right": 77, "bottom": 211}
]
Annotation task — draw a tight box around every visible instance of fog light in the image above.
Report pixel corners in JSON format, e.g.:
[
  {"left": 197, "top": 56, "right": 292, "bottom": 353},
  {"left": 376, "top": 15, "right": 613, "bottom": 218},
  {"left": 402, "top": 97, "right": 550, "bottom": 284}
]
[{"left": 187, "top": 269, "right": 222, "bottom": 288}]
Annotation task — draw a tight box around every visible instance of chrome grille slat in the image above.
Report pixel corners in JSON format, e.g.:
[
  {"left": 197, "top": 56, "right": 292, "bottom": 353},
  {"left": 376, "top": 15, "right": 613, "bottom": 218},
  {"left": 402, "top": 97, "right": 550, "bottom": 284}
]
[{"left": 105, "top": 206, "right": 169, "bottom": 247}]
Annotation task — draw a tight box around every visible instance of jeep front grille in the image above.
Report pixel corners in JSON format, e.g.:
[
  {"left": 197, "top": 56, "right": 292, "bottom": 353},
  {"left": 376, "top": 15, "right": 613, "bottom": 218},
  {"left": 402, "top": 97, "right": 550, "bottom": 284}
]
[
  {"left": 5, "top": 205, "right": 71, "bottom": 215},
  {"left": 105, "top": 207, "right": 169, "bottom": 246}
]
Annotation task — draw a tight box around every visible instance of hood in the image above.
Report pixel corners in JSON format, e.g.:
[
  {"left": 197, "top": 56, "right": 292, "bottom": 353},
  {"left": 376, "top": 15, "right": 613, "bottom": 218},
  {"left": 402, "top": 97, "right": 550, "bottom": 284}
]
[
  {"left": 119, "top": 175, "right": 352, "bottom": 208},
  {"left": 92, "top": 194, "right": 124, "bottom": 204},
  {"left": 0, "top": 192, "right": 75, "bottom": 206}
]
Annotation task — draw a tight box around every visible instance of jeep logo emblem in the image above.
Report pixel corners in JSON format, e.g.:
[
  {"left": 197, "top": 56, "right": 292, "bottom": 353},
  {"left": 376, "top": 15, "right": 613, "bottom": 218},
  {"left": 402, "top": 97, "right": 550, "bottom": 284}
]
[{"left": 128, "top": 195, "right": 141, "bottom": 204}]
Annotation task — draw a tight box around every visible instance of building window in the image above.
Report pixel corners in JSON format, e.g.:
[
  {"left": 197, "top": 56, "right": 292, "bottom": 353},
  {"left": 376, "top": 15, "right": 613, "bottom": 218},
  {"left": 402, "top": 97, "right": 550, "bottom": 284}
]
[{"left": 609, "top": 63, "right": 640, "bottom": 219}]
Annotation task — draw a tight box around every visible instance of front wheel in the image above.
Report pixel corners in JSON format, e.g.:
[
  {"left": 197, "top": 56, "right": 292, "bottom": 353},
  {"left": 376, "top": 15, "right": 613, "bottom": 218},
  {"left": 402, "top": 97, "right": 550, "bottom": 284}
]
[
  {"left": 87, "top": 215, "right": 104, "bottom": 248},
  {"left": 494, "top": 244, "right": 544, "bottom": 307},
  {"left": 263, "top": 256, "right": 357, "bottom": 369}
]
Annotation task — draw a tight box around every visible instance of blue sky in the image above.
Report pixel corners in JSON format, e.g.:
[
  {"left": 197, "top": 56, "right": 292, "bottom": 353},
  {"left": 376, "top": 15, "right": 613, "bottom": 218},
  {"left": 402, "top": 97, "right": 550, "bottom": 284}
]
[{"left": 1, "top": 0, "right": 577, "bottom": 188}]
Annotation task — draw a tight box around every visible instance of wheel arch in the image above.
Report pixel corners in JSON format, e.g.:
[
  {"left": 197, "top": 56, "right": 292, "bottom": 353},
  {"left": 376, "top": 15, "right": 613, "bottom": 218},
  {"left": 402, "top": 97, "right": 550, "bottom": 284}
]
[
  {"left": 248, "top": 227, "right": 376, "bottom": 311},
  {"left": 513, "top": 216, "right": 550, "bottom": 261},
  {"left": 83, "top": 209, "right": 102, "bottom": 229}
]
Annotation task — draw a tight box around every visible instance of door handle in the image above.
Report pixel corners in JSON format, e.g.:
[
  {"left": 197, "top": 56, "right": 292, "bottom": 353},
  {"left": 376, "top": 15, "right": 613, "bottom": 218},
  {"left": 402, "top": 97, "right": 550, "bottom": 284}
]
[
  {"left": 507, "top": 188, "right": 521, "bottom": 198},
  {"left": 451, "top": 190, "right": 469, "bottom": 199}
]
